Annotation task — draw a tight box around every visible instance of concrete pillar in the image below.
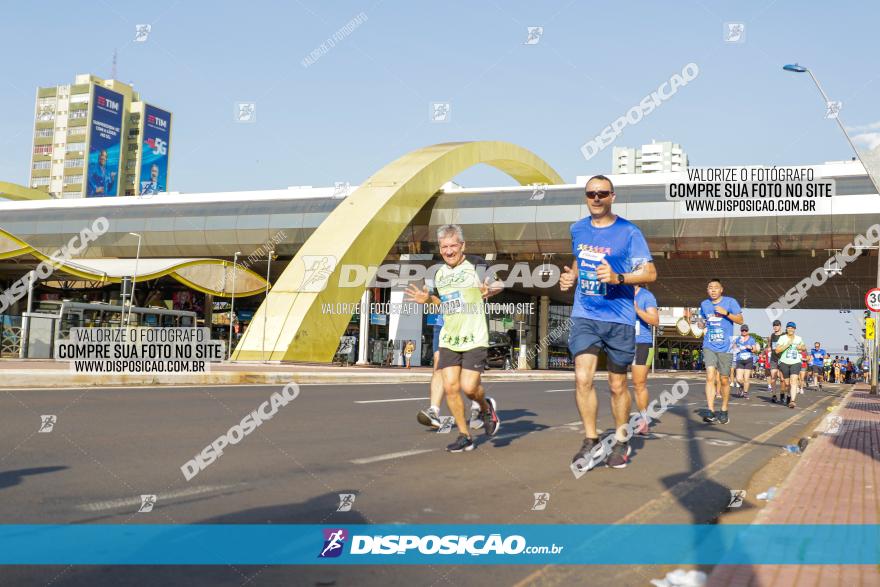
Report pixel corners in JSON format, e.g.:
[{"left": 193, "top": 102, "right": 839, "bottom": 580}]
[
  {"left": 204, "top": 294, "right": 213, "bottom": 328},
  {"left": 357, "top": 290, "right": 370, "bottom": 365},
  {"left": 526, "top": 296, "right": 538, "bottom": 369},
  {"left": 538, "top": 295, "right": 549, "bottom": 369}
]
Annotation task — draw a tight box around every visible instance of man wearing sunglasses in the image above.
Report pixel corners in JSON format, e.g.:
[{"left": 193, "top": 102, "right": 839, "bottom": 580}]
[{"left": 560, "top": 175, "right": 657, "bottom": 470}]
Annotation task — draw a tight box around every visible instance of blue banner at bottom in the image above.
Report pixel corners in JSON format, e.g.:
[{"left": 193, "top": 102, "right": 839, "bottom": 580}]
[{"left": 0, "top": 524, "right": 877, "bottom": 565}]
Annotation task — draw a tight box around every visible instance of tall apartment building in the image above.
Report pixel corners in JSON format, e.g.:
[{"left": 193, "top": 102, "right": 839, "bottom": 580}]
[
  {"left": 612, "top": 141, "right": 687, "bottom": 174},
  {"left": 29, "top": 74, "right": 172, "bottom": 198}
]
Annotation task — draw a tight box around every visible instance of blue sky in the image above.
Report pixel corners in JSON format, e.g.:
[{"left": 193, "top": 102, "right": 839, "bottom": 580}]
[
  {"left": 1, "top": 0, "right": 875, "bottom": 356},
  {"left": 3, "top": 0, "right": 878, "bottom": 191}
]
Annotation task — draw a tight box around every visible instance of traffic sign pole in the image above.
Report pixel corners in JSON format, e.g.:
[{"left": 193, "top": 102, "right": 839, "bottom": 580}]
[{"left": 870, "top": 286, "right": 880, "bottom": 394}]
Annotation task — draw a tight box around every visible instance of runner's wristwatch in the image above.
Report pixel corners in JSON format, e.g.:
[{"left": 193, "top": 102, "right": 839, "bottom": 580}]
[{"left": 617, "top": 273, "right": 625, "bottom": 284}]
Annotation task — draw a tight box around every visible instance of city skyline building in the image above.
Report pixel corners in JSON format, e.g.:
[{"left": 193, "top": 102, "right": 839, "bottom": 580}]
[
  {"left": 29, "top": 73, "right": 172, "bottom": 199},
  {"left": 612, "top": 140, "right": 688, "bottom": 174}
]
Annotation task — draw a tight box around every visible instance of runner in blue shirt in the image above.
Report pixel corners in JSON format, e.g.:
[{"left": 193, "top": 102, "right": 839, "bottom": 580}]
[
  {"left": 631, "top": 285, "right": 659, "bottom": 437},
  {"left": 560, "top": 175, "right": 657, "bottom": 471},
  {"left": 809, "top": 342, "right": 827, "bottom": 389},
  {"left": 696, "top": 278, "right": 743, "bottom": 425},
  {"left": 731, "top": 325, "right": 758, "bottom": 399}
]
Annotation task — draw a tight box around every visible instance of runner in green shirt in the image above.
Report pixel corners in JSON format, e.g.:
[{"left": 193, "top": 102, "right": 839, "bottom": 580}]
[
  {"left": 405, "top": 224, "right": 503, "bottom": 452},
  {"left": 774, "top": 321, "right": 806, "bottom": 408}
]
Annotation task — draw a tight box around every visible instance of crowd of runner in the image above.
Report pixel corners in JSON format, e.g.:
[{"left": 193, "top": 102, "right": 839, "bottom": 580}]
[{"left": 407, "top": 175, "right": 859, "bottom": 469}]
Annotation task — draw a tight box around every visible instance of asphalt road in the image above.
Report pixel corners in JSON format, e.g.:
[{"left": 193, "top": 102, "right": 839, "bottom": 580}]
[{"left": 0, "top": 376, "right": 845, "bottom": 587}]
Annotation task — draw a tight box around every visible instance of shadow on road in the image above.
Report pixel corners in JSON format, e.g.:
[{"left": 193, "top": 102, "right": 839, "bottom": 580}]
[
  {"left": 489, "top": 408, "right": 549, "bottom": 447},
  {"left": 0, "top": 466, "right": 67, "bottom": 491}
]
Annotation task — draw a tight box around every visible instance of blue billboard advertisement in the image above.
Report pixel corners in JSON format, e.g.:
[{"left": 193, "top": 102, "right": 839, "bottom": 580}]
[
  {"left": 139, "top": 104, "right": 171, "bottom": 195},
  {"left": 86, "top": 86, "right": 124, "bottom": 197}
]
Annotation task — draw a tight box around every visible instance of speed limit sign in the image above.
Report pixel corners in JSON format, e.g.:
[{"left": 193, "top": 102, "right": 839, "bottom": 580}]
[{"left": 866, "top": 288, "right": 880, "bottom": 312}]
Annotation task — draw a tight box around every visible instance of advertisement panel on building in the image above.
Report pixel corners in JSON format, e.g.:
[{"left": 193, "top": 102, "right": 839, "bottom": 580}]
[
  {"left": 86, "top": 86, "right": 123, "bottom": 197},
  {"left": 139, "top": 104, "right": 171, "bottom": 195}
]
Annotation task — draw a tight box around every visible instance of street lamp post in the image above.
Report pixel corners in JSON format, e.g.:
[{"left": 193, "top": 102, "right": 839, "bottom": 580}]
[
  {"left": 126, "top": 232, "right": 142, "bottom": 327},
  {"left": 784, "top": 63, "right": 880, "bottom": 394},
  {"left": 228, "top": 251, "right": 241, "bottom": 361}
]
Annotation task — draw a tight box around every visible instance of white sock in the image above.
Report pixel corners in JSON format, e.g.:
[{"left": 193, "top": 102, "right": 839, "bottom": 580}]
[{"left": 429, "top": 405, "right": 440, "bottom": 414}]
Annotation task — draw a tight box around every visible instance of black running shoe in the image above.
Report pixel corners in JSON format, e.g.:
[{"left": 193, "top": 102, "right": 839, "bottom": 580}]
[
  {"left": 606, "top": 441, "right": 632, "bottom": 469},
  {"left": 717, "top": 410, "right": 730, "bottom": 424},
  {"left": 771, "top": 396, "right": 778, "bottom": 404},
  {"left": 703, "top": 410, "right": 718, "bottom": 424},
  {"left": 480, "top": 397, "right": 500, "bottom": 436},
  {"left": 571, "top": 437, "right": 604, "bottom": 472},
  {"left": 446, "top": 433, "right": 474, "bottom": 452}
]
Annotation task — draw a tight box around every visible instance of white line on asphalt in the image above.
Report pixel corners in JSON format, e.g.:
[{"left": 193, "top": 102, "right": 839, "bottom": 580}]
[
  {"left": 77, "top": 484, "right": 238, "bottom": 512},
  {"left": 350, "top": 449, "right": 435, "bottom": 464},
  {"left": 543, "top": 388, "right": 575, "bottom": 393},
  {"left": 354, "top": 397, "right": 429, "bottom": 404}
]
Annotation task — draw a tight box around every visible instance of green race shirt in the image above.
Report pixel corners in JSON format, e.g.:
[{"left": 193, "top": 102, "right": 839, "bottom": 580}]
[
  {"left": 777, "top": 335, "right": 804, "bottom": 365},
  {"left": 435, "top": 258, "right": 489, "bottom": 352}
]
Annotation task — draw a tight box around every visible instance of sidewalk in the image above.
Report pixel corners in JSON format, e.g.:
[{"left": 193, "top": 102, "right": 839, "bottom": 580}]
[{"left": 708, "top": 383, "right": 880, "bottom": 586}]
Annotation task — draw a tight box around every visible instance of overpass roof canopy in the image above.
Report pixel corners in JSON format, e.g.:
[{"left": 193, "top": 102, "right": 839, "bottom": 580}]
[{"left": 0, "top": 225, "right": 267, "bottom": 297}]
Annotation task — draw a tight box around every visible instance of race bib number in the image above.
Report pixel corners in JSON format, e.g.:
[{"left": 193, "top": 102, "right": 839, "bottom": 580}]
[
  {"left": 440, "top": 291, "right": 463, "bottom": 314},
  {"left": 738, "top": 351, "right": 751, "bottom": 361},
  {"left": 785, "top": 343, "right": 799, "bottom": 360},
  {"left": 706, "top": 317, "right": 724, "bottom": 343},
  {"left": 579, "top": 269, "right": 606, "bottom": 297}
]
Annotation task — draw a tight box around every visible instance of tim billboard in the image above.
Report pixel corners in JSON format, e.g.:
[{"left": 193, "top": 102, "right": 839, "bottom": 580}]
[
  {"left": 86, "top": 86, "right": 123, "bottom": 197},
  {"left": 139, "top": 104, "right": 172, "bottom": 195}
]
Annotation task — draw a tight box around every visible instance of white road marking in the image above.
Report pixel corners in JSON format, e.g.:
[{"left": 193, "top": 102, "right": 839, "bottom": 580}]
[
  {"left": 543, "top": 388, "right": 575, "bottom": 393},
  {"left": 354, "top": 397, "right": 429, "bottom": 404},
  {"left": 351, "top": 449, "right": 435, "bottom": 464},
  {"left": 78, "top": 484, "right": 238, "bottom": 512}
]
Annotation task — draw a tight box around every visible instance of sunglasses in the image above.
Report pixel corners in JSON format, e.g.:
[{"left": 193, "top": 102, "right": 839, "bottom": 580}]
[{"left": 585, "top": 190, "right": 613, "bottom": 200}]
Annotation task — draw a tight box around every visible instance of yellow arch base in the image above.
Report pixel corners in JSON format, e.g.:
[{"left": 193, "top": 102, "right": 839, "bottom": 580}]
[{"left": 232, "top": 141, "right": 564, "bottom": 362}]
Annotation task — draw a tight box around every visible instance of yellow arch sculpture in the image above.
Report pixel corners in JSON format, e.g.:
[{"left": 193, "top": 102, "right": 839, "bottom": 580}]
[{"left": 232, "top": 141, "right": 564, "bottom": 362}]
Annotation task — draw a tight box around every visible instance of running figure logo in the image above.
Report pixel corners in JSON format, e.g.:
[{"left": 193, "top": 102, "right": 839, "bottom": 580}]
[
  {"left": 530, "top": 183, "right": 546, "bottom": 201},
  {"left": 235, "top": 102, "right": 256, "bottom": 123},
  {"left": 138, "top": 494, "right": 157, "bottom": 513},
  {"left": 531, "top": 492, "right": 550, "bottom": 511},
  {"left": 337, "top": 494, "right": 355, "bottom": 512},
  {"left": 524, "top": 26, "right": 544, "bottom": 45},
  {"left": 727, "top": 490, "right": 746, "bottom": 509},
  {"left": 38, "top": 415, "right": 57, "bottom": 433},
  {"left": 301, "top": 255, "right": 337, "bottom": 292},
  {"left": 437, "top": 416, "right": 455, "bottom": 434},
  {"left": 724, "top": 22, "right": 745, "bottom": 43},
  {"left": 825, "top": 100, "right": 842, "bottom": 119},
  {"left": 332, "top": 182, "right": 352, "bottom": 198},
  {"left": 134, "top": 24, "right": 151, "bottom": 42},
  {"left": 430, "top": 102, "right": 450, "bottom": 123},
  {"left": 319, "top": 528, "right": 348, "bottom": 558}
]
